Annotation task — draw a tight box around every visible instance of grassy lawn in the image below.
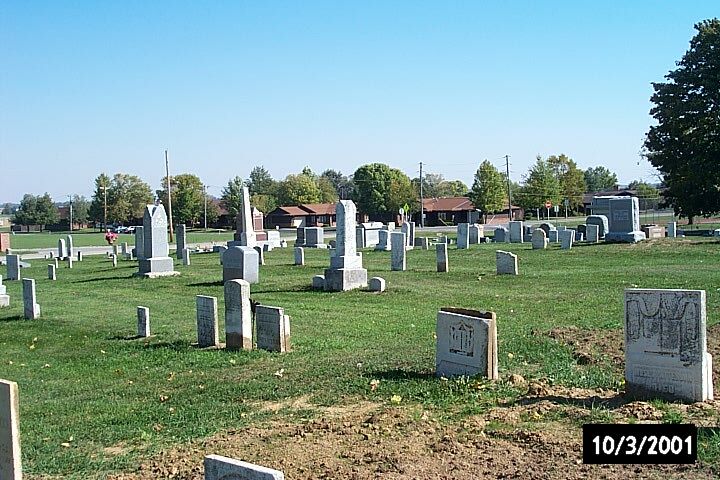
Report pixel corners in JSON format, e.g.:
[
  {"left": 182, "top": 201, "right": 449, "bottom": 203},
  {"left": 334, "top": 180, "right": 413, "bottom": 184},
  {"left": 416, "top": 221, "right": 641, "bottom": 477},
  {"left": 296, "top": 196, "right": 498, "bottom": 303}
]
[{"left": 0, "top": 238, "right": 719, "bottom": 477}]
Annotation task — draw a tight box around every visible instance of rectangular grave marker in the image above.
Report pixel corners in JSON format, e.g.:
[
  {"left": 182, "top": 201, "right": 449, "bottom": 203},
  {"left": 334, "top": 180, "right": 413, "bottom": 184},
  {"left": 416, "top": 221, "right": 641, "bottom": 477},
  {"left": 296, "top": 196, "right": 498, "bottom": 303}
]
[
  {"left": 436, "top": 242, "right": 448, "bottom": 272},
  {"left": 137, "top": 306, "right": 150, "bottom": 337},
  {"left": 0, "top": 379, "right": 22, "bottom": 480},
  {"left": 22, "top": 278, "right": 39, "bottom": 319},
  {"left": 204, "top": 455, "right": 284, "bottom": 480},
  {"left": 196, "top": 295, "right": 219, "bottom": 348},
  {"left": 224, "top": 279, "right": 252, "bottom": 350},
  {"left": 256, "top": 305, "right": 290, "bottom": 352},
  {"left": 436, "top": 308, "right": 498, "bottom": 379}
]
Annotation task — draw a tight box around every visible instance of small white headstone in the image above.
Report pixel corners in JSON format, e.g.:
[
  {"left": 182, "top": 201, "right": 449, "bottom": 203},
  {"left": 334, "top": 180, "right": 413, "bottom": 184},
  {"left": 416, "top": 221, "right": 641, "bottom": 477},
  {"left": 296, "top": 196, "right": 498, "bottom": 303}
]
[
  {"left": 204, "top": 454, "right": 284, "bottom": 480},
  {"left": 0, "top": 379, "right": 22, "bottom": 479},
  {"left": 137, "top": 306, "right": 150, "bottom": 337},
  {"left": 435, "top": 308, "right": 498, "bottom": 379},
  {"left": 368, "top": 277, "right": 386, "bottom": 292},
  {"left": 495, "top": 250, "right": 518, "bottom": 275},
  {"left": 22, "top": 278, "right": 39, "bottom": 319}
]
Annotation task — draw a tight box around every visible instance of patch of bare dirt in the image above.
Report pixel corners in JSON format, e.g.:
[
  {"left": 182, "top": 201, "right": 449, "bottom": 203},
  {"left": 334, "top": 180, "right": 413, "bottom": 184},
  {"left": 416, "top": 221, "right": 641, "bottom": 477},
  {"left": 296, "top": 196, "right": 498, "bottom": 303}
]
[{"left": 547, "top": 327, "right": 624, "bottom": 368}]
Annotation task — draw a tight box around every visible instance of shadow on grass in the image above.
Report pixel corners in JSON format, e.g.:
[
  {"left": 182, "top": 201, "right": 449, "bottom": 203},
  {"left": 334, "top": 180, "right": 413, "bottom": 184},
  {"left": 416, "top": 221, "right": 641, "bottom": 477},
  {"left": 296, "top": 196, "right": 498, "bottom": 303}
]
[
  {"left": 0, "top": 314, "right": 26, "bottom": 322},
  {"left": 109, "top": 334, "right": 150, "bottom": 341},
  {"left": 370, "top": 369, "right": 436, "bottom": 381},
  {"left": 71, "top": 274, "right": 136, "bottom": 284},
  {"left": 189, "top": 281, "right": 224, "bottom": 287},
  {"left": 137, "top": 339, "right": 193, "bottom": 351}
]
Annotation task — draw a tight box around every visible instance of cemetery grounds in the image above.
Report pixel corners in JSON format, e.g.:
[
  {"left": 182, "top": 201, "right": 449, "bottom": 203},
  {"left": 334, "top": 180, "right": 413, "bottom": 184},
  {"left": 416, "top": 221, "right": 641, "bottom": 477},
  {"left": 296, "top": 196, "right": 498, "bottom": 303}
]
[{"left": 1, "top": 233, "right": 719, "bottom": 479}]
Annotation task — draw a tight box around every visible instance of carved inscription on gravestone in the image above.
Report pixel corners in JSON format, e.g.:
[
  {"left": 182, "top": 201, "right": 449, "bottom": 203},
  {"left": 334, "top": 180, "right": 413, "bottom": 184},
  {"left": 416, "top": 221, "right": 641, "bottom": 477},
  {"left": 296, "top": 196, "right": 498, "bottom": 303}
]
[
  {"left": 436, "top": 308, "right": 498, "bottom": 379},
  {"left": 624, "top": 289, "right": 713, "bottom": 402}
]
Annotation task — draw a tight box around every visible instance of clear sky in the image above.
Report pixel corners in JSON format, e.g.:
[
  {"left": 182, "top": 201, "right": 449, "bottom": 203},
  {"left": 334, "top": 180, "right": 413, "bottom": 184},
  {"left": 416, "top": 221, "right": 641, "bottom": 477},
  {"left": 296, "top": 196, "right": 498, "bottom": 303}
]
[{"left": 1, "top": 1, "right": 717, "bottom": 203}]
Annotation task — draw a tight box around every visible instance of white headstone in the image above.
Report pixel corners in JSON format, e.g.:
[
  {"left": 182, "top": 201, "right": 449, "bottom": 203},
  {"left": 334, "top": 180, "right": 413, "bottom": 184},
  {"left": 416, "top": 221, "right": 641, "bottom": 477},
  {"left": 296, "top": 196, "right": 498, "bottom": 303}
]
[
  {"left": 586, "top": 224, "right": 600, "bottom": 243},
  {"left": 495, "top": 250, "right": 518, "bottom": 275},
  {"left": 196, "top": 295, "right": 219, "bottom": 348},
  {"left": 182, "top": 248, "right": 191, "bottom": 266},
  {"left": 0, "top": 379, "right": 22, "bottom": 480},
  {"left": 294, "top": 247, "right": 305, "bottom": 266},
  {"left": 324, "top": 200, "right": 367, "bottom": 291},
  {"left": 22, "top": 278, "right": 40, "bottom": 319},
  {"left": 234, "top": 186, "right": 257, "bottom": 247},
  {"left": 48, "top": 264, "right": 56, "bottom": 281},
  {"left": 256, "top": 305, "right": 290, "bottom": 352},
  {"left": 436, "top": 242, "right": 449, "bottom": 272},
  {"left": 57, "top": 238, "right": 67, "bottom": 260},
  {"left": 435, "top": 308, "right": 498, "bottom": 379},
  {"left": 204, "top": 455, "right": 284, "bottom": 480},
  {"left": 222, "top": 246, "right": 259, "bottom": 284},
  {"left": 457, "top": 223, "right": 470, "bottom": 249},
  {"left": 625, "top": 289, "right": 713, "bottom": 402},
  {"left": 137, "top": 306, "right": 150, "bottom": 337},
  {"left": 667, "top": 221, "right": 677, "bottom": 238},
  {"left": 531, "top": 228, "right": 548, "bottom": 250},
  {"left": 138, "top": 204, "right": 177, "bottom": 277},
  {"left": 224, "top": 279, "right": 252, "bottom": 350},
  {"left": 390, "top": 232, "right": 406, "bottom": 271}
]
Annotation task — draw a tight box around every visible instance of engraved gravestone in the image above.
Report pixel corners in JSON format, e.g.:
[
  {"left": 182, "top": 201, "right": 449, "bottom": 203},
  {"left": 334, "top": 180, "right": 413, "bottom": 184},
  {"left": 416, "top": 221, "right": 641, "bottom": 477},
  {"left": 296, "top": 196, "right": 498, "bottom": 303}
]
[
  {"left": 6, "top": 255, "right": 19, "bottom": 281},
  {"left": 560, "top": 229, "right": 575, "bottom": 250},
  {"left": 586, "top": 215, "right": 609, "bottom": 239},
  {"left": 548, "top": 229, "right": 559, "bottom": 243},
  {"left": 508, "top": 221, "right": 524, "bottom": 243},
  {"left": 436, "top": 242, "right": 449, "bottom": 272},
  {"left": 294, "top": 247, "right": 305, "bottom": 266},
  {"left": 295, "top": 227, "right": 305, "bottom": 247},
  {"left": 222, "top": 246, "right": 259, "bottom": 284},
  {"left": 182, "top": 248, "right": 191, "bottom": 266},
  {"left": 391, "top": 232, "right": 406, "bottom": 271},
  {"left": 232, "top": 186, "right": 256, "bottom": 247},
  {"left": 469, "top": 224, "right": 482, "bottom": 244},
  {"left": 134, "top": 226, "right": 145, "bottom": 261},
  {"left": 304, "top": 227, "right": 326, "bottom": 248},
  {"left": 495, "top": 250, "right": 518, "bottom": 275},
  {"left": 586, "top": 224, "right": 600, "bottom": 243},
  {"left": 0, "top": 379, "right": 22, "bottom": 480},
  {"left": 667, "top": 221, "right": 677, "bottom": 238},
  {"left": 0, "top": 276, "right": 8, "bottom": 308},
  {"left": 137, "top": 204, "right": 178, "bottom": 277},
  {"left": 624, "top": 289, "right": 713, "bottom": 402},
  {"left": 66, "top": 235, "right": 74, "bottom": 259},
  {"left": 22, "top": 278, "right": 40, "bottom": 319},
  {"left": 253, "top": 245, "right": 265, "bottom": 266},
  {"left": 457, "top": 223, "right": 469, "bottom": 249},
  {"left": 57, "top": 238, "right": 67, "bottom": 260},
  {"left": 48, "top": 264, "right": 56, "bottom": 280},
  {"left": 531, "top": 228, "right": 547, "bottom": 249},
  {"left": 196, "top": 295, "right": 219, "bottom": 348},
  {"left": 176, "top": 224, "right": 187, "bottom": 259},
  {"left": 493, "top": 226, "right": 508, "bottom": 243},
  {"left": 224, "top": 279, "right": 252, "bottom": 350},
  {"left": 375, "top": 229, "right": 391, "bottom": 251},
  {"left": 256, "top": 305, "right": 290, "bottom": 352},
  {"left": 137, "top": 306, "right": 150, "bottom": 337},
  {"left": 435, "top": 308, "right": 498, "bottom": 379},
  {"left": 204, "top": 455, "right": 284, "bottom": 480},
  {"left": 324, "top": 200, "right": 367, "bottom": 291},
  {"left": 606, "top": 197, "right": 646, "bottom": 243}
]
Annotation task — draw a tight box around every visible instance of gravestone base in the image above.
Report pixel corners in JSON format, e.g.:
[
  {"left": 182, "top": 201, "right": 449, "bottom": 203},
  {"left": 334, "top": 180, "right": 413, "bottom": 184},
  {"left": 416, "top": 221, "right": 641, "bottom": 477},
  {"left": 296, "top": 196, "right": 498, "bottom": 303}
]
[
  {"left": 304, "top": 243, "right": 328, "bottom": 249},
  {"left": 323, "top": 267, "right": 367, "bottom": 292},
  {"left": 311, "top": 275, "right": 325, "bottom": 289},
  {"left": 0, "top": 294, "right": 8, "bottom": 307},
  {"left": 606, "top": 231, "right": 646, "bottom": 243},
  {"left": 137, "top": 257, "right": 178, "bottom": 277}
]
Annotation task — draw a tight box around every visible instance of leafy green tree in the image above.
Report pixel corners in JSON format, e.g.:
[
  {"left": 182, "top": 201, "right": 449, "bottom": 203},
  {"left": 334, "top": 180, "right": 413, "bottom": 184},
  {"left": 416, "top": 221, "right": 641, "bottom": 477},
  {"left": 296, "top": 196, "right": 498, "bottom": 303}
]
[
  {"left": 276, "top": 174, "right": 321, "bottom": 205},
  {"left": 548, "top": 154, "right": 587, "bottom": 212},
  {"left": 412, "top": 173, "right": 446, "bottom": 198},
  {"left": 251, "top": 194, "right": 277, "bottom": 214},
  {"left": 13, "top": 193, "right": 58, "bottom": 228},
  {"left": 644, "top": 19, "right": 720, "bottom": 223},
  {"left": 352, "top": 163, "right": 416, "bottom": 215},
  {"left": 516, "top": 156, "right": 562, "bottom": 212},
  {"left": 584, "top": 166, "right": 618, "bottom": 192},
  {"left": 107, "top": 173, "right": 154, "bottom": 224},
  {"left": 221, "top": 176, "right": 246, "bottom": 219},
  {"left": 468, "top": 160, "right": 506, "bottom": 222},
  {"left": 246, "top": 166, "right": 277, "bottom": 196},
  {"left": 320, "top": 169, "right": 352, "bottom": 199},
  {"left": 436, "top": 180, "right": 469, "bottom": 197},
  {"left": 2, "top": 203, "right": 14, "bottom": 215},
  {"left": 317, "top": 177, "right": 339, "bottom": 203},
  {"left": 629, "top": 181, "right": 661, "bottom": 211},
  {"left": 70, "top": 195, "right": 90, "bottom": 224},
  {"left": 89, "top": 173, "right": 111, "bottom": 225},
  {"left": 158, "top": 174, "right": 205, "bottom": 226}
]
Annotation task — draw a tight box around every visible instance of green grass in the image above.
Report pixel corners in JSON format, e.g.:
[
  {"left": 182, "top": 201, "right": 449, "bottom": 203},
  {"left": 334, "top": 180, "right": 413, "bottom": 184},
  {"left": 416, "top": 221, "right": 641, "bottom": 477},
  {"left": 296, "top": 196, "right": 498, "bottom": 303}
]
[{"left": 1, "top": 238, "right": 720, "bottom": 477}]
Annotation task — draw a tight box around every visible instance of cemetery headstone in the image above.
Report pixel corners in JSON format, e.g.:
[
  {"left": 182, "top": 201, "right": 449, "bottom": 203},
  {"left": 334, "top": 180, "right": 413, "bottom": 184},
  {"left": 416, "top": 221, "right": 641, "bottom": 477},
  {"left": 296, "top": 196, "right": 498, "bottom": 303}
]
[
  {"left": 222, "top": 246, "right": 259, "bottom": 284},
  {"left": 196, "top": 295, "right": 219, "bottom": 348},
  {"left": 586, "top": 224, "right": 600, "bottom": 243},
  {"left": 294, "top": 247, "right": 305, "bottom": 266},
  {"left": 586, "top": 215, "right": 609, "bottom": 239},
  {"left": 436, "top": 242, "right": 449, "bottom": 272},
  {"left": 53, "top": 258, "right": 59, "bottom": 269},
  {"left": 468, "top": 224, "right": 482, "bottom": 244},
  {"left": 538, "top": 223, "right": 555, "bottom": 236},
  {"left": 76, "top": 251, "right": 83, "bottom": 262},
  {"left": 642, "top": 225, "right": 665, "bottom": 239},
  {"left": 493, "top": 226, "right": 508, "bottom": 243},
  {"left": 324, "top": 200, "right": 367, "bottom": 291},
  {"left": 401, "top": 222, "right": 413, "bottom": 249},
  {"left": 355, "top": 226, "right": 366, "bottom": 249},
  {"left": 508, "top": 221, "right": 524, "bottom": 243},
  {"left": 137, "top": 204, "right": 179, "bottom": 277},
  {"left": 112, "top": 254, "right": 118, "bottom": 267},
  {"left": 625, "top": 289, "right": 714, "bottom": 402},
  {"left": 204, "top": 455, "right": 284, "bottom": 480},
  {"left": 390, "top": 232, "right": 407, "bottom": 271},
  {"left": 253, "top": 245, "right": 265, "bottom": 266},
  {"left": 304, "top": 227, "right": 326, "bottom": 248},
  {"left": 495, "top": 250, "right": 518, "bottom": 275},
  {"left": 435, "top": 307, "right": 498, "bottom": 379},
  {"left": 256, "top": 305, "right": 290, "bottom": 352},
  {"left": 217, "top": 245, "right": 227, "bottom": 264},
  {"left": 176, "top": 224, "right": 187, "bottom": 259},
  {"left": 0, "top": 379, "right": 22, "bottom": 479},
  {"left": 231, "top": 186, "right": 257, "bottom": 247},
  {"left": 457, "top": 223, "right": 470, "bottom": 249},
  {"left": 67, "top": 256, "right": 73, "bottom": 269},
  {"left": 368, "top": 277, "right": 386, "bottom": 292},
  {"left": 57, "top": 239, "right": 67, "bottom": 260},
  {"left": 182, "top": 248, "right": 191, "bottom": 266},
  {"left": 577, "top": 224, "right": 587, "bottom": 237},
  {"left": 605, "top": 197, "right": 646, "bottom": 242},
  {"left": 0, "top": 276, "right": 8, "bottom": 308},
  {"left": 224, "top": 279, "right": 252, "bottom": 350},
  {"left": 667, "top": 221, "right": 677, "bottom": 238},
  {"left": 48, "top": 264, "right": 56, "bottom": 281},
  {"left": 137, "top": 306, "right": 150, "bottom": 337},
  {"left": 295, "top": 227, "right": 305, "bottom": 247},
  {"left": 66, "top": 235, "right": 74, "bottom": 259},
  {"left": 22, "top": 278, "right": 40, "bottom": 319},
  {"left": 134, "top": 226, "right": 145, "bottom": 261},
  {"left": 374, "top": 229, "right": 391, "bottom": 251},
  {"left": 311, "top": 275, "right": 325, "bottom": 289},
  {"left": 548, "top": 230, "right": 559, "bottom": 243},
  {"left": 531, "top": 228, "right": 548, "bottom": 250},
  {"left": 576, "top": 232, "right": 584, "bottom": 242},
  {"left": 121, "top": 242, "right": 129, "bottom": 257},
  {"left": 560, "top": 229, "right": 575, "bottom": 250},
  {"left": 415, "top": 237, "right": 430, "bottom": 250}
]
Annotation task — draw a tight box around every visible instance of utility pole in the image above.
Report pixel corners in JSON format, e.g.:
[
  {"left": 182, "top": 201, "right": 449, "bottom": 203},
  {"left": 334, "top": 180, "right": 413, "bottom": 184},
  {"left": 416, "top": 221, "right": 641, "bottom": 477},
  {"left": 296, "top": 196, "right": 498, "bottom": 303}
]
[
  {"left": 505, "top": 155, "right": 512, "bottom": 220},
  {"left": 203, "top": 184, "right": 208, "bottom": 230},
  {"left": 419, "top": 161, "right": 424, "bottom": 228},
  {"left": 165, "top": 149, "right": 174, "bottom": 242},
  {"left": 68, "top": 195, "right": 73, "bottom": 232},
  {"left": 102, "top": 184, "right": 108, "bottom": 231}
]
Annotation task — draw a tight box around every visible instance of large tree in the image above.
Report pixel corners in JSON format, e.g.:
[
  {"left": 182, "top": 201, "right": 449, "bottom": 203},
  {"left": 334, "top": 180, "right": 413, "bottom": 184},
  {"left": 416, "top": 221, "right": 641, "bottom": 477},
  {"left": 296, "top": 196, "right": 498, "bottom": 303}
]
[
  {"left": 276, "top": 174, "right": 321, "bottom": 206},
  {"left": 548, "top": 154, "right": 587, "bottom": 212},
  {"left": 69, "top": 195, "right": 90, "bottom": 225},
  {"left": 13, "top": 193, "right": 58, "bottom": 228},
  {"left": 89, "top": 173, "right": 112, "bottom": 225},
  {"left": 436, "top": 180, "right": 469, "bottom": 197},
  {"left": 468, "top": 160, "right": 506, "bottom": 222},
  {"left": 157, "top": 174, "right": 205, "bottom": 226},
  {"left": 584, "top": 166, "right": 618, "bottom": 192},
  {"left": 108, "top": 173, "right": 154, "bottom": 224},
  {"left": 246, "top": 166, "right": 277, "bottom": 196},
  {"left": 320, "top": 169, "right": 353, "bottom": 199},
  {"left": 516, "top": 156, "right": 562, "bottom": 212},
  {"left": 221, "top": 176, "right": 245, "bottom": 219},
  {"left": 644, "top": 19, "right": 720, "bottom": 223},
  {"left": 629, "top": 181, "right": 661, "bottom": 211},
  {"left": 352, "top": 163, "right": 416, "bottom": 215}
]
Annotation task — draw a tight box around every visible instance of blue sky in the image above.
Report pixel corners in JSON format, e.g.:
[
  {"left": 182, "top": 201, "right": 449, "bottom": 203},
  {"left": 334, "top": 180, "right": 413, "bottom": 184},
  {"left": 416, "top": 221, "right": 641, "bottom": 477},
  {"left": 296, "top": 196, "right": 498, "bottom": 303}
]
[{"left": 1, "top": 1, "right": 716, "bottom": 203}]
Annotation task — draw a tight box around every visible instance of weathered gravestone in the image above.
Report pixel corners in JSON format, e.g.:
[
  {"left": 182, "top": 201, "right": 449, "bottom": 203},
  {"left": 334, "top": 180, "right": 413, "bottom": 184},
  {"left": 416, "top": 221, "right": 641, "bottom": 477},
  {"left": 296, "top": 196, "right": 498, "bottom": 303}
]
[
  {"left": 548, "top": 230, "right": 559, "bottom": 243},
  {"left": 6, "top": 255, "right": 20, "bottom": 281},
  {"left": 375, "top": 229, "right": 391, "bottom": 251},
  {"left": 0, "top": 276, "right": 8, "bottom": 307},
  {"left": 230, "top": 186, "right": 257, "bottom": 248},
  {"left": 624, "top": 289, "right": 714, "bottom": 402},
  {"left": 359, "top": 222, "right": 382, "bottom": 248},
  {"left": 605, "top": 197, "right": 646, "bottom": 243},
  {"left": 560, "top": 229, "right": 575, "bottom": 250},
  {"left": 294, "top": 247, "right": 305, "bottom": 266},
  {"left": 414, "top": 237, "right": 429, "bottom": 250},
  {"left": 47, "top": 264, "right": 56, "bottom": 281},
  {"left": 204, "top": 455, "right": 284, "bottom": 480},
  {"left": 137, "top": 306, "right": 150, "bottom": 337},
  {"left": 66, "top": 255, "right": 73, "bottom": 269},
  {"left": 508, "top": 221, "right": 524, "bottom": 243},
  {"left": 667, "top": 221, "right": 677, "bottom": 238},
  {"left": 176, "top": 224, "right": 187, "bottom": 259},
  {"left": 22, "top": 278, "right": 40, "bottom": 320},
  {"left": 304, "top": 227, "right": 326, "bottom": 249},
  {"left": 311, "top": 275, "right": 325, "bottom": 289},
  {"left": 368, "top": 277, "right": 386, "bottom": 292},
  {"left": 57, "top": 239, "right": 67, "bottom": 260},
  {"left": 642, "top": 225, "right": 666, "bottom": 239},
  {"left": 295, "top": 227, "right": 305, "bottom": 247},
  {"left": 495, "top": 250, "right": 518, "bottom": 275},
  {"left": 493, "top": 226, "right": 508, "bottom": 243},
  {"left": 400, "top": 222, "right": 415, "bottom": 249},
  {"left": 112, "top": 254, "right": 118, "bottom": 267},
  {"left": 256, "top": 305, "right": 290, "bottom": 352},
  {"left": 0, "top": 379, "right": 22, "bottom": 480},
  {"left": 217, "top": 245, "right": 227, "bottom": 265},
  {"left": 66, "top": 235, "right": 74, "bottom": 259},
  {"left": 355, "top": 226, "right": 366, "bottom": 249},
  {"left": 531, "top": 228, "right": 548, "bottom": 250},
  {"left": 182, "top": 248, "right": 191, "bottom": 266},
  {"left": 324, "top": 200, "right": 367, "bottom": 291},
  {"left": 436, "top": 242, "right": 449, "bottom": 273},
  {"left": 538, "top": 223, "right": 555, "bottom": 236},
  {"left": 253, "top": 246, "right": 265, "bottom": 266},
  {"left": 196, "top": 295, "right": 219, "bottom": 348},
  {"left": 53, "top": 258, "right": 59, "bottom": 269},
  {"left": 390, "top": 232, "right": 406, "bottom": 271},
  {"left": 134, "top": 226, "right": 145, "bottom": 260},
  {"left": 586, "top": 215, "right": 609, "bottom": 239},
  {"left": 224, "top": 279, "right": 252, "bottom": 350},
  {"left": 137, "top": 204, "right": 179, "bottom": 277},
  {"left": 435, "top": 307, "right": 498, "bottom": 379},
  {"left": 456, "top": 223, "right": 470, "bottom": 249},
  {"left": 222, "top": 246, "right": 259, "bottom": 284},
  {"left": 586, "top": 224, "right": 600, "bottom": 243},
  {"left": 468, "top": 225, "right": 482, "bottom": 244}
]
